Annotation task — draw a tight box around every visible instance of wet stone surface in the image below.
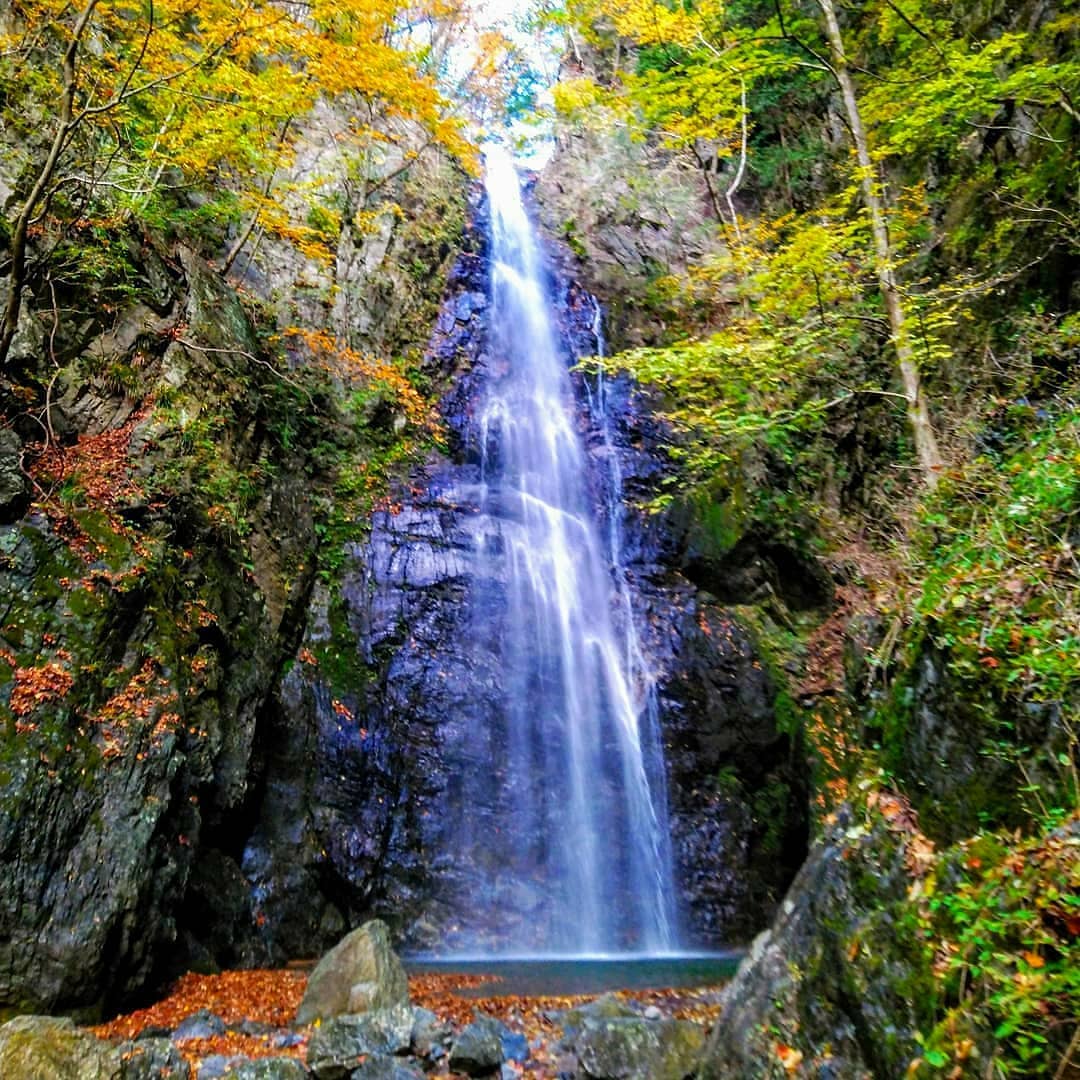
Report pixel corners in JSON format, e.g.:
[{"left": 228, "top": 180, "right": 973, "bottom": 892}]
[{"left": 243, "top": 186, "right": 810, "bottom": 959}]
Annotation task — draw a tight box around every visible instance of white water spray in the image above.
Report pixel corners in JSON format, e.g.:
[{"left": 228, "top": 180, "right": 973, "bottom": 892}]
[{"left": 466, "top": 146, "right": 677, "bottom": 953}]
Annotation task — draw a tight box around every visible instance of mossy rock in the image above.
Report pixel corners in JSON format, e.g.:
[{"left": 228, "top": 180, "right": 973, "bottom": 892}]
[
  {"left": 575, "top": 1016, "right": 706, "bottom": 1080},
  {"left": 295, "top": 920, "right": 408, "bottom": 1025},
  {"left": 0, "top": 1016, "right": 121, "bottom": 1079}
]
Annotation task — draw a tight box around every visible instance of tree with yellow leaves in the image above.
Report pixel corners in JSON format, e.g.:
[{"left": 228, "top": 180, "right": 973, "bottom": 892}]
[
  {"left": 557, "top": 0, "right": 1077, "bottom": 488},
  {"left": 0, "top": 0, "right": 473, "bottom": 368}
]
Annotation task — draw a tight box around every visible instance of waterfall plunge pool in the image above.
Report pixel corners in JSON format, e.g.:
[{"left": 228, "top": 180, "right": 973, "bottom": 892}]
[{"left": 404, "top": 953, "right": 742, "bottom": 997}]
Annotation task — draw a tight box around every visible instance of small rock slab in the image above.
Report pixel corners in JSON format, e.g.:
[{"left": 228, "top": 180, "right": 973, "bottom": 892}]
[
  {"left": 350, "top": 1055, "right": 426, "bottom": 1080},
  {"left": 0, "top": 1016, "right": 120, "bottom": 1079},
  {"left": 575, "top": 1017, "right": 706, "bottom": 1080},
  {"left": 556, "top": 994, "right": 641, "bottom": 1041},
  {"left": 173, "top": 1009, "right": 228, "bottom": 1041},
  {"left": 193, "top": 1056, "right": 243, "bottom": 1079},
  {"left": 306, "top": 1005, "right": 416, "bottom": 1079},
  {"left": 296, "top": 920, "right": 408, "bottom": 1025},
  {"left": 409, "top": 1007, "right": 451, "bottom": 1058},
  {"left": 449, "top": 1013, "right": 519, "bottom": 1077},
  {"left": 222, "top": 1058, "right": 310, "bottom": 1078},
  {"left": 118, "top": 1037, "right": 191, "bottom": 1079}
]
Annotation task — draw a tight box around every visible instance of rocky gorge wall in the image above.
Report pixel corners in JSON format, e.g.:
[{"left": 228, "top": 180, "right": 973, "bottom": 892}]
[
  {"left": 0, "top": 246, "right": 319, "bottom": 1017},
  {"left": 0, "top": 121, "right": 467, "bottom": 1016},
  {"left": 242, "top": 180, "right": 810, "bottom": 960},
  {"left": 0, "top": 149, "right": 809, "bottom": 1016}
]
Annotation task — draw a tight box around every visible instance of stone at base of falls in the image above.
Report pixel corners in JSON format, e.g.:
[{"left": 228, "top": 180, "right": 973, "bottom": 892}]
[
  {"left": 698, "top": 806, "right": 926, "bottom": 1079},
  {"left": 573, "top": 1017, "right": 706, "bottom": 1080},
  {"left": 0, "top": 1016, "right": 121, "bottom": 1079},
  {"left": 295, "top": 920, "right": 408, "bottom": 1025},
  {"left": 448, "top": 1013, "right": 521, "bottom": 1076},
  {"left": 117, "top": 1038, "right": 191, "bottom": 1079},
  {"left": 306, "top": 1005, "right": 416, "bottom": 1079},
  {"left": 219, "top": 1058, "right": 310, "bottom": 1079},
  {"left": 557, "top": 994, "right": 640, "bottom": 1039},
  {"left": 350, "top": 1055, "right": 426, "bottom": 1080}
]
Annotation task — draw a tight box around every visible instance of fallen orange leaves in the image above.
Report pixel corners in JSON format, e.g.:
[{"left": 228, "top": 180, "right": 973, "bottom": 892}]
[
  {"left": 90, "top": 967, "right": 725, "bottom": 1077},
  {"left": 94, "top": 970, "right": 308, "bottom": 1039},
  {"left": 93, "top": 970, "right": 309, "bottom": 1069},
  {"left": 9, "top": 659, "right": 75, "bottom": 716},
  {"left": 29, "top": 408, "right": 151, "bottom": 564},
  {"left": 775, "top": 1042, "right": 804, "bottom": 1072},
  {"left": 33, "top": 413, "right": 144, "bottom": 508}
]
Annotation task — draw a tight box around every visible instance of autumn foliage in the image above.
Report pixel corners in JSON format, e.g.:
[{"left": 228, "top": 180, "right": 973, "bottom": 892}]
[
  {"left": 90, "top": 968, "right": 725, "bottom": 1076},
  {"left": 0, "top": 0, "right": 477, "bottom": 367}
]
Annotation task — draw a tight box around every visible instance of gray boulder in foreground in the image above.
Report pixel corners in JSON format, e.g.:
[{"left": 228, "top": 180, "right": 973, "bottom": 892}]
[
  {"left": 0, "top": 1016, "right": 121, "bottom": 1079},
  {"left": 306, "top": 1005, "right": 417, "bottom": 1079},
  {"left": 575, "top": 1016, "right": 706, "bottom": 1080},
  {"left": 295, "top": 919, "right": 408, "bottom": 1025}
]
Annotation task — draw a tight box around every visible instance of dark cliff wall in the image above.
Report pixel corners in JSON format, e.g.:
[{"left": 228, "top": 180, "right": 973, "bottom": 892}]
[
  {"left": 0, "top": 129, "right": 467, "bottom": 1016},
  {"left": 240, "top": 183, "right": 809, "bottom": 960}
]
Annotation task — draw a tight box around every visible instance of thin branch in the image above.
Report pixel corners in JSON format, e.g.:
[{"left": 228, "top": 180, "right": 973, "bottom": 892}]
[
  {"left": 879, "top": 0, "right": 951, "bottom": 66},
  {"left": 0, "top": 0, "right": 102, "bottom": 369},
  {"left": 965, "top": 119, "right": 1066, "bottom": 145},
  {"left": 79, "top": 5, "right": 277, "bottom": 118},
  {"left": 49, "top": 174, "right": 157, "bottom": 196},
  {"left": 106, "top": 0, "right": 154, "bottom": 109},
  {"left": 724, "top": 79, "right": 748, "bottom": 243},
  {"left": 773, "top": 0, "right": 837, "bottom": 78},
  {"left": 176, "top": 338, "right": 313, "bottom": 402}
]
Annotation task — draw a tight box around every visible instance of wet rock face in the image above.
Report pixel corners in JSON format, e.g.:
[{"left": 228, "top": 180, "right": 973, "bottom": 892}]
[
  {"left": 700, "top": 806, "right": 929, "bottom": 1080},
  {"left": 0, "top": 428, "right": 27, "bottom": 522},
  {"left": 250, "top": 190, "right": 808, "bottom": 955},
  {"left": 0, "top": 249, "right": 315, "bottom": 1018}
]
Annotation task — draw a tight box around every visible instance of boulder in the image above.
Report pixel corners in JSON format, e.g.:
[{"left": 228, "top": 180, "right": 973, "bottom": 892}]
[
  {"left": 295, "top": 921, "right": 408, "bottom": 1025},
  {"left": 0, "top": 428, "right": 26, "bottom": 523},
  {"left": 222, "top": 1058, "right": 310, "bottom": 1079},
  {"left": 409, "top": 1007, "right": 451, "bottom": 1057},
  {"left": 557, "top": 994, "right": 640, "bottom": 1041},
  {"left": 350, "top": 1055, "right": 425, "bottom": 1080},
  {"left": 574, "top": 1017, "right": 706, "bottom": 1080},
  {"left": 448, "top": 1014, "right": 511, "bottom": 1076},
  {"left": 699, "top": 806, "right": 927, "bottom": 1079},
  {"left": 172, "top": 1009, "right": 228, "bottom": 1041},
  {"left": 117, "top": 1038, "right": 191, "bottom": 1079},
  {"left": 0, "top": 1016, "right": 121, "bottom": 1079},
  {"left": 305, "top": 1005, "right": 415, "bottom": 1079}
]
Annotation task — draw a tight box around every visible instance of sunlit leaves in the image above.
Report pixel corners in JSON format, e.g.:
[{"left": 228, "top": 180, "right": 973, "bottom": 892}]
[
  {"left": 919, "top": 823, "right": 1080, "bottom": 1077},
  {"left": 589, "top": 197, "right": 904, "bottom": 484},
  {"left": 0, "top": 0, "right": 474, "bottom": 258}
]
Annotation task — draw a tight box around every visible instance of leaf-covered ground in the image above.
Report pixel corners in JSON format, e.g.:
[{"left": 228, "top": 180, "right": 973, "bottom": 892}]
[{"left": 90, "top": 968, "right": 726, "bottom": 1076}]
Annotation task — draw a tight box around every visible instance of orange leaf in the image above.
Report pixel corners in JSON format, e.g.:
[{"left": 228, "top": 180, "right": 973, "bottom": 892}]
[{"left": 776, "top": 1043, "right": 804, "bottom": 1073}]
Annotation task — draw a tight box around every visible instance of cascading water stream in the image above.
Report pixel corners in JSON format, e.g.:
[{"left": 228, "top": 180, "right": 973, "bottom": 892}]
[{"left": 457, "top": 145, "right": 677, "bottom": 955}]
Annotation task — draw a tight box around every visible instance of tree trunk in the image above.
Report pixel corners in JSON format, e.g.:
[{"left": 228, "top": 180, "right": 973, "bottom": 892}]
[
  {"left": 815, "top": 0, "right": 942, "bottom": 485},
  {"left": 0, "top": 0, "right": 101, "bottom": 370}
]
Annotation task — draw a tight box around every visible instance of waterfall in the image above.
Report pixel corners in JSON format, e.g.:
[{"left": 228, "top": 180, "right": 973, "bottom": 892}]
[{"left": 457, "top": 145, "right": 677, "bottom": 955}]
